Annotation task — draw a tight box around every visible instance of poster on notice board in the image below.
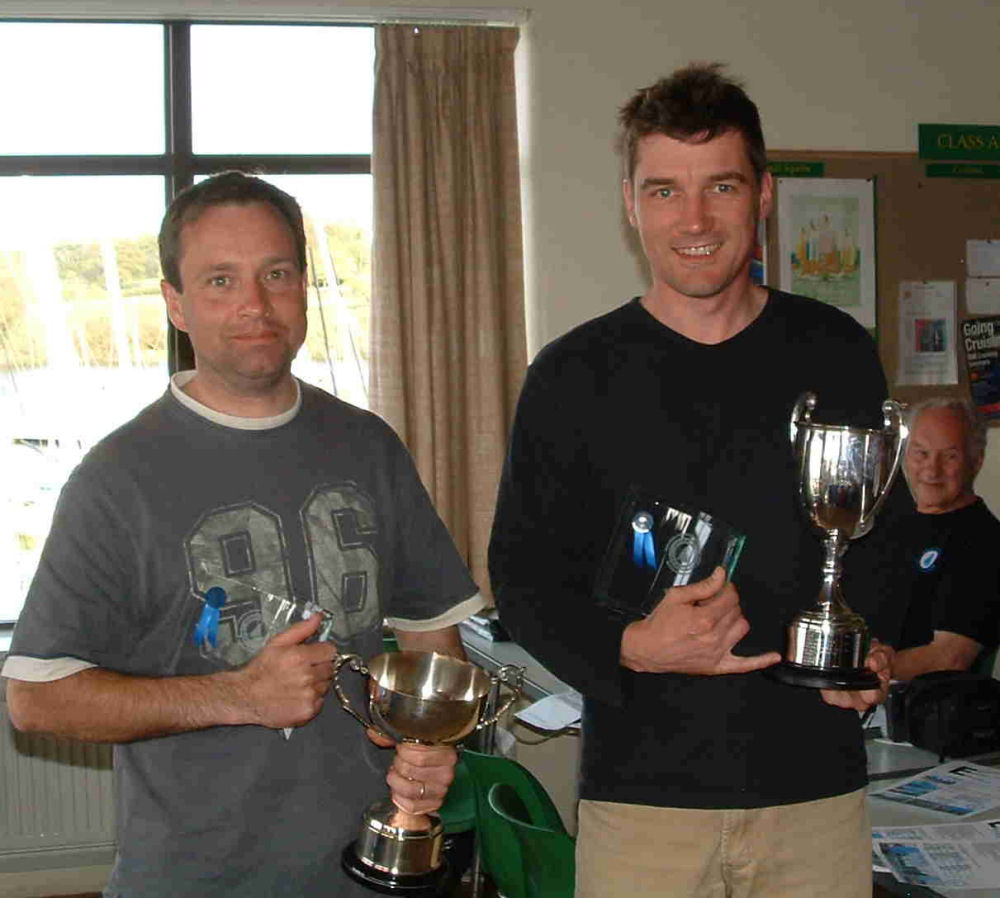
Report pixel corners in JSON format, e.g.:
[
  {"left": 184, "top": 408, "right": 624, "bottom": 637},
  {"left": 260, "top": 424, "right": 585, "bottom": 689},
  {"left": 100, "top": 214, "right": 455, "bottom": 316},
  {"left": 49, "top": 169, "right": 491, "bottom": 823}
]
[{"left": 962, "top": 316, "right": 1000, "bottom": 419}]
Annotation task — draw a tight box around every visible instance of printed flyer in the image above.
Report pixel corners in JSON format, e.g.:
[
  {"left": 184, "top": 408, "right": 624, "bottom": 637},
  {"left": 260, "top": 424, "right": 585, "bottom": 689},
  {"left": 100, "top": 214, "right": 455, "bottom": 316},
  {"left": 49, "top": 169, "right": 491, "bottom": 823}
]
[
  {"left": 873, "top": 819, "right": 1000, "bottom": 889},
  {"left": 962, "top": 316, "right": 1000, "bottom": 419}
]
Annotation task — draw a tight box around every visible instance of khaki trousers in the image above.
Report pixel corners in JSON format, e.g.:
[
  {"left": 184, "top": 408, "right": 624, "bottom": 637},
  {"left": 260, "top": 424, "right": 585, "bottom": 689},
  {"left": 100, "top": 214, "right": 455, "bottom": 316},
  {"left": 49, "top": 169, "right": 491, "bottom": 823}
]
[{"left": 575, "top": 789, "right": 871, "bottom": 898}]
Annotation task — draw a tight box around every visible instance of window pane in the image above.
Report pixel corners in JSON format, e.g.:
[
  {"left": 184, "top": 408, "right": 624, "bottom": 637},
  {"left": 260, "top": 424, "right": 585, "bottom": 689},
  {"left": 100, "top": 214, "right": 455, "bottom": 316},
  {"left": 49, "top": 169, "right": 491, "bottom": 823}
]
[
  {"left": 258, "top": 174, "right": 372, "bottom": 410},
  {"left": 0, "top": 23, "right": 164, "bottom": 155},
  {"left": 0, "top": 176, "right": 167, "bottom": 622},
  {"left": 191, "top": 25, "right": 374, "bottom": 155}
]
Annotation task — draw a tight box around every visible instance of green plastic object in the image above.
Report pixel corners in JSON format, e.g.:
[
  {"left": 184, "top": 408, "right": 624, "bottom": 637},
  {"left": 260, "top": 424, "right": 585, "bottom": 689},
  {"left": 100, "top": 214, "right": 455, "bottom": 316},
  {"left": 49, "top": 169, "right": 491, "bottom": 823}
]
[
  {"left": 487, "top": 781, "right": 576, "bottom": 898},
  {"left": 460, "top": 749, "right": 568, "bottom": 898},
  {"left": 438, "top": 757, "right": 476, "bottom": 834}
]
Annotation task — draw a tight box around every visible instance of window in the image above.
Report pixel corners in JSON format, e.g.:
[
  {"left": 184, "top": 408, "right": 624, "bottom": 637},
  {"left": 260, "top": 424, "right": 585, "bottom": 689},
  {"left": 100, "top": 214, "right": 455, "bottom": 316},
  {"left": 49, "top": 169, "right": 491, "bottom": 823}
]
[{"left": 0, "top": 20, "right": 374, "bottom": 625}]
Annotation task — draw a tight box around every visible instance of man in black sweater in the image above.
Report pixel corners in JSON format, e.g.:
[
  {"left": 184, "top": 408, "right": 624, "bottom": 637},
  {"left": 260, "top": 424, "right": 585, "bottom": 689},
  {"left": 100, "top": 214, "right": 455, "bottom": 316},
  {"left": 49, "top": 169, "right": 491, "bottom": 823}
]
[
  {"left": 891, "top": 398, "right": 1000, "bottom": 681},
  {"left": 490, "top": 63, "right": 905, "bottom": 897}
]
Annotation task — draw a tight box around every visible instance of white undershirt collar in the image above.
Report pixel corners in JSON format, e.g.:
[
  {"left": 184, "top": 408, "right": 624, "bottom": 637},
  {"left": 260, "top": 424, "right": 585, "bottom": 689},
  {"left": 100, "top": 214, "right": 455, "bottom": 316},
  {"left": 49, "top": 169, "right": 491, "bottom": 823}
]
[{"left": 170, "top": 371, "right": 301, "bottom": 430}]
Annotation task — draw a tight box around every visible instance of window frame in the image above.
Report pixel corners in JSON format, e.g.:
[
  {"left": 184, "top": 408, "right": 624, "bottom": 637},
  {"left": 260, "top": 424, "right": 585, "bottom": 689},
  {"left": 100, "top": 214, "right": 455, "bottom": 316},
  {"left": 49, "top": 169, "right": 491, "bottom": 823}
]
[{"left": 0, "top": 17, "right": 373, "bottom": 373}]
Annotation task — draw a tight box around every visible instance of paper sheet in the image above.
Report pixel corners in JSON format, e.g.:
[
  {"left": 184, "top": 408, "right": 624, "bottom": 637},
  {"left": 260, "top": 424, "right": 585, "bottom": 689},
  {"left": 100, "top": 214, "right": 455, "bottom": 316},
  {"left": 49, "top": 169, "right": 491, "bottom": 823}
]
[
  {"left": 873, "top": 818, "right": 1000, "bottom": 888},
  {"left": 869, "top": 761, "right": 1000, "bottom": 817},
  {"left": 967, "top": 278, "right": 1000, "bottom": 315},
  {"left": 895, "top": 280, "right": 958, "bottom": 386},
  {"left": 514, "top": 691, "right": 583, "bottom": 732},
  {"left": 967, "top": 239, "right": 1000, "bottom": 277}
]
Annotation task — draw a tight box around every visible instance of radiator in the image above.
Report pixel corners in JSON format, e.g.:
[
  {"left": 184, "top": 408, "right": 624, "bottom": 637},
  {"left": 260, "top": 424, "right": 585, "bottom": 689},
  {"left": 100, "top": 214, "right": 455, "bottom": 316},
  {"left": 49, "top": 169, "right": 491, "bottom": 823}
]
[{"left": 0, "top": 685, "right": 116, "bottom": 873}]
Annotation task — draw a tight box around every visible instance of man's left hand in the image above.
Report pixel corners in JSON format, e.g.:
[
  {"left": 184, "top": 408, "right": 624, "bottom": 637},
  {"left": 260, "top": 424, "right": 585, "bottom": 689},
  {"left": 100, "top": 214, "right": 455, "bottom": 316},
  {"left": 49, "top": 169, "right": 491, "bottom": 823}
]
[
  {"left": 367, "top": 729, "right": 458, "bottom": 814},
  {"left": 820, "top": 640, "right": 893, "bottom": 712}
]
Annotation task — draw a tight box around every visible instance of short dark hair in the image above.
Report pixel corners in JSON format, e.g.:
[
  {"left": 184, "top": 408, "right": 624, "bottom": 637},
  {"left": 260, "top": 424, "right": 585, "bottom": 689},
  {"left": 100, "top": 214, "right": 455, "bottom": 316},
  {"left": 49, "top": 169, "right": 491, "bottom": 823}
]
[
  {"left": 158, "top": 171, "right": 307, "bottom": 291},
  {"left": 618, "top": 62, "right": 767, "bottom": 184}
]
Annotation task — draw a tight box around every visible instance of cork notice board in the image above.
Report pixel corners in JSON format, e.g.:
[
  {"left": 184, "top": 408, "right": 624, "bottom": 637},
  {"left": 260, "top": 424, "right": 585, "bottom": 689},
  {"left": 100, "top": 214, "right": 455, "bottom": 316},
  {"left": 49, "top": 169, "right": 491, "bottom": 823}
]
[{"left": 764, "top": 150, "right": 1000, "bottom": 412}]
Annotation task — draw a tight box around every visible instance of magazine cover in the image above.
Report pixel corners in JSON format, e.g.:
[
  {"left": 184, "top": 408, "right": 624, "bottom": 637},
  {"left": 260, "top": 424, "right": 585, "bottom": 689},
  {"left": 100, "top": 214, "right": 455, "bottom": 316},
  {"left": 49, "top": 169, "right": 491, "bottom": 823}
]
[{"left": 962, "top": 316, "right": 1000, "bottom": 418}]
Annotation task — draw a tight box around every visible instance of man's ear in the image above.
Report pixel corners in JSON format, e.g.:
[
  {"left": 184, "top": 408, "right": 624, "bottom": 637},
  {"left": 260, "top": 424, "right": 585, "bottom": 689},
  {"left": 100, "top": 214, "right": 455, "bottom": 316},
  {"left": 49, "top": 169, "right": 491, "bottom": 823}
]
[
  {"left": 161, "top": 279, "right": 187, "bottom": 332},
  {"left": 757, "top": 171, "right": 774, "bottom": 221},
  {"left": 623, "top": 177, "right": 639, "bottom": 228},
  {"left": 971, "top": 449, "right": 985, "bottom": 482}
]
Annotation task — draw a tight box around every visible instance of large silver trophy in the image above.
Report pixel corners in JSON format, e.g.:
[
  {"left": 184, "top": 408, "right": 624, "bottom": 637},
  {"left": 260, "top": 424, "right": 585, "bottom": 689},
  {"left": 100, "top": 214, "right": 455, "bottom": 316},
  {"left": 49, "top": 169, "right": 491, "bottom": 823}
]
[
  {"left": 770, "top": 392, "right": 904, "bottom": 689},
  {"left": 333, "top": 650, "right": 523, "bottom": 893}
]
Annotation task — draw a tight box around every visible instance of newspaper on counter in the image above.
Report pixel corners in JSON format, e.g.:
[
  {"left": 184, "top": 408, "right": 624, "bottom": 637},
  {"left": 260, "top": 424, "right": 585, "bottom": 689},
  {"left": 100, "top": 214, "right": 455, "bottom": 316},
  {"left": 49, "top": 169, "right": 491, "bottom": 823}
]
[
  {"left": 869, "top": 761, "right": 1000, "bottom": 817},
  {"left": 873, "top": 818, "right": 1000, "bottom": 889}
]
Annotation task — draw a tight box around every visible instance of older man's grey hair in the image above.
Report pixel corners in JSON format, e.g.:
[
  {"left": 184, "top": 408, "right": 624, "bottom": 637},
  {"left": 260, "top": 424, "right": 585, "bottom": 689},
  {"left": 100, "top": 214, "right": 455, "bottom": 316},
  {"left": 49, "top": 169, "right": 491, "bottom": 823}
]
[{"left": 907, "top": 396, "right": 988, "bottom": 464}]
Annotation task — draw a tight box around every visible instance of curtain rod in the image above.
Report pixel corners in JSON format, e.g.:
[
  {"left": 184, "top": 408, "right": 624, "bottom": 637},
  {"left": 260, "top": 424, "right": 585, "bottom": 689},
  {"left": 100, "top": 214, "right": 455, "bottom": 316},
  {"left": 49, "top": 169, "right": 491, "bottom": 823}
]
[{"left": 0, "top": 4, "right": 528, "bottom": 27}]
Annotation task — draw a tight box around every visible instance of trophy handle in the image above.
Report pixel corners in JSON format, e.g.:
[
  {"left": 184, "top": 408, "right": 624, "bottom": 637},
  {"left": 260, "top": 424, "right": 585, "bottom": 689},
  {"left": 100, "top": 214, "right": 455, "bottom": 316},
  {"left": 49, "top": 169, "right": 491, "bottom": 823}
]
[
  {"left": 332, "top": 653, "right": 393, "bottom": 740},
  {"left": 474, "top": 664, "right": 526, "bottom": 730},
  {"left": 855, "top": 398, "right": 904, "bottom": 538},
  {"left": 789, "top": 391, "right": 817, "bottom": 447}
]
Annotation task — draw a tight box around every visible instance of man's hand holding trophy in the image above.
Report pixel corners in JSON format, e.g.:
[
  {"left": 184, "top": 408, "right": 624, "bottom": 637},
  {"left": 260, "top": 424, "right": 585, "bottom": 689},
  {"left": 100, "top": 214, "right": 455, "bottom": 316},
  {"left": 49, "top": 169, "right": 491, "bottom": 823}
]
[
  {"left": 768, "top": 391, "right": 904, "bottom": 694},
  {"left": 333, "top": 649, "right": 523, "bottom": 894}
]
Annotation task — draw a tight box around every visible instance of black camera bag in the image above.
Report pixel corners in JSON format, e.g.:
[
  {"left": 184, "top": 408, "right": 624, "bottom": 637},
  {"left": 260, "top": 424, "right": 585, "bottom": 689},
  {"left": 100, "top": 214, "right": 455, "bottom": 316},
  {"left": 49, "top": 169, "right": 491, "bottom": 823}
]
[{"left": 904, "top": 670, "right": 1000, "bottom": 760}]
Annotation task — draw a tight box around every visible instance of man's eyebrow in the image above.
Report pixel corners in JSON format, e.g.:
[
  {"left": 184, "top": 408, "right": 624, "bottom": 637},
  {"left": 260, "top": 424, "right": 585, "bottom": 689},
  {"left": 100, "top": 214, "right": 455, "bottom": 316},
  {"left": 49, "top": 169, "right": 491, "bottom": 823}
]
[
  {"left": 189, "top": 262, "right": 238, "bottom": 279},
  {"left": 707, "top": 170, "right": 750, "bottom": 184},
  {"left": 259, "top": 255, "right": 298, "bottom": 267},
  {"left": 638, "top": 171, "right": 750, "bottom": 190},
  {"left": 193, "top": 256, "right": 297, "bottom": 275},
  {"left": 639, "top": 177, "right": 679, "bottom": 190}
]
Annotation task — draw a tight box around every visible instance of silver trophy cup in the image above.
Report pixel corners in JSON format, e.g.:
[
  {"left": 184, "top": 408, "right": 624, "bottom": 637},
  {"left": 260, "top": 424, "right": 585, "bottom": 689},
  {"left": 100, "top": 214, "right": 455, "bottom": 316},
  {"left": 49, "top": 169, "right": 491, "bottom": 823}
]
[
  {"left": 770, "top": 391, "right": 904, "bottom": 689},
  {"left": 333, "top": 650, "right": 523, "bottom": 893}
]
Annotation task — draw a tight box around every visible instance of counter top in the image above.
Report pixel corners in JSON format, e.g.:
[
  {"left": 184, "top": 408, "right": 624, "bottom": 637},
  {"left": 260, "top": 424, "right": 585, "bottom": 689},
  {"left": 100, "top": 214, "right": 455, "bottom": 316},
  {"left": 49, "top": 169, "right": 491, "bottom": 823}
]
[{"left": 866, "top": 738, "right": 950, "bottom": 781}]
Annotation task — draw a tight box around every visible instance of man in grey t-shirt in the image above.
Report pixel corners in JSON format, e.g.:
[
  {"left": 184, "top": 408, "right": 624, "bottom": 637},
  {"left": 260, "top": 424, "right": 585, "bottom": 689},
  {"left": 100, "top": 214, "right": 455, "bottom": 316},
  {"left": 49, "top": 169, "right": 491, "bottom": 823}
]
[{"left": 2, "top": 173, "right": 485, "bottom": 896}]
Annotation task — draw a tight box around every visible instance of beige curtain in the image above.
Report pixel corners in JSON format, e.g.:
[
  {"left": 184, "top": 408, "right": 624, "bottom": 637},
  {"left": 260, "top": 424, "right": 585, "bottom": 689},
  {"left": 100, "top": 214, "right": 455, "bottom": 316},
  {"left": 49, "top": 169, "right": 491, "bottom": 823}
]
[{"left": 371, "top": 25, "right": 526, "bottom": 601}]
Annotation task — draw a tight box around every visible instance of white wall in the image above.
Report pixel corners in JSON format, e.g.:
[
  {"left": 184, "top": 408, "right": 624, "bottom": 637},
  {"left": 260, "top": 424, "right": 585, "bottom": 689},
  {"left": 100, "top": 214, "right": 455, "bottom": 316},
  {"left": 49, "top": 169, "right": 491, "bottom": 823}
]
[
  {"left": 520, "top": 0, "right": 994, "bottom": 340},
  {"left": 514, "top": 0, "right": 1000, "bottom": 511},
  {"left": 511, "top": 0, "right": 1000, "bottom": 508},
  {"left": 3, "top": 0, "right": 999, "bottom": 498}
]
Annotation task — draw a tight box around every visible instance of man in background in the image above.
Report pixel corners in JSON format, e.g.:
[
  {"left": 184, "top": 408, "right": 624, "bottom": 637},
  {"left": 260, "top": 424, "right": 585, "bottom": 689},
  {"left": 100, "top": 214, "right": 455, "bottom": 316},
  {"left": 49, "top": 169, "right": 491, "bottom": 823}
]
[
  {"left": 891, "top": 397, "right": 1000, "bottom": 680},
  {"left": 3, "top": 172, "right": 485, "bottom": 897},
  {"left": 490, "top": 63, "right": 909, "bottom": 898}
]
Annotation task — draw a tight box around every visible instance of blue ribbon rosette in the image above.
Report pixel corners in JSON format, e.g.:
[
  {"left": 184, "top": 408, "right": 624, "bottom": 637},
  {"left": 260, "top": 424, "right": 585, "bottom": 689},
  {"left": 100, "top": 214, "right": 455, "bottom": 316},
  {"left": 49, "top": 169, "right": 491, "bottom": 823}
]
[
  {"left": 193, "top": 586, "right": 228, "bottom": 648},
  {"left": 632, "top": 511, "right": 657, "bottom": 570}
]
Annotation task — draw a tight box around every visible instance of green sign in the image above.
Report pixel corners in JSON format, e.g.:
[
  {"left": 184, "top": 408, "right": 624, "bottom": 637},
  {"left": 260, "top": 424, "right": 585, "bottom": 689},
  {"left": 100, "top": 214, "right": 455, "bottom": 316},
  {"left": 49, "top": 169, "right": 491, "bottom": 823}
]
[
  {"left": 926, "top": 163, "right": 1000, "bottom": 179},
  {"left": 767, "top": 161, "right": 824, "bottom": 177},
  {"left": 919, "top": 124, "right": 1000, "bottom": 161}
]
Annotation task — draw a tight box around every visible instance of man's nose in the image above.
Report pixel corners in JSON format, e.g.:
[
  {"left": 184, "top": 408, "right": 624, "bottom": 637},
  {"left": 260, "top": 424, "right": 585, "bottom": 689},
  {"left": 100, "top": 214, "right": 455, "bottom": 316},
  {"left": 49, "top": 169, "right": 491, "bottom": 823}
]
[
  {"left": 679, "top": 193, "right": 710, "bottom": 232},
  {"left": 238, "top": 279, "right": 272, "bottom": 317}
]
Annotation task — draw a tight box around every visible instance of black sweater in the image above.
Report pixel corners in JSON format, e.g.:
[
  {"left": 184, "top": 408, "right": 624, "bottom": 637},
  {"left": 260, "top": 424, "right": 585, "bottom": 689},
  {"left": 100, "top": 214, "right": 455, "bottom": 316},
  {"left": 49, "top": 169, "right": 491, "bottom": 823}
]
[{"left": 489, "top": 291, "right": 918, "bottom": 808}]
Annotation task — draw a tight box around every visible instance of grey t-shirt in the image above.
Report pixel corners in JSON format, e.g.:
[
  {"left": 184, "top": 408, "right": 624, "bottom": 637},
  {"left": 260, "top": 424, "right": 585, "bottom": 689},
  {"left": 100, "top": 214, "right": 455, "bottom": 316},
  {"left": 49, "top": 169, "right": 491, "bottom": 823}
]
[{"left": 6, "top": 378, "right": 481, "bottom": 896}]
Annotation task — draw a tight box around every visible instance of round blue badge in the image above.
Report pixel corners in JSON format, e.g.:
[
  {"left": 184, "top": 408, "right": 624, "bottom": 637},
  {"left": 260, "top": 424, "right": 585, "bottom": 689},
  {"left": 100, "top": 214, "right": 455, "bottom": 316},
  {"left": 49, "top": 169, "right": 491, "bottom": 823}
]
[{"left": 918, "top": 548, "right": 941, "bottom": 572}]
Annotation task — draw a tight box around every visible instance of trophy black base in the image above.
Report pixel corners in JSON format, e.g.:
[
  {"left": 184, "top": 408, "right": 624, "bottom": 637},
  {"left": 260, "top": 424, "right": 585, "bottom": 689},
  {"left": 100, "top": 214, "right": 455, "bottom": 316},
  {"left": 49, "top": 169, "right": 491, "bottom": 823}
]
[
  {"left": 766, "top": 660, "right": 879, "bottom": 691},
  {"left": 341, "top": 843, "right": 450, "bottom": 896}
]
